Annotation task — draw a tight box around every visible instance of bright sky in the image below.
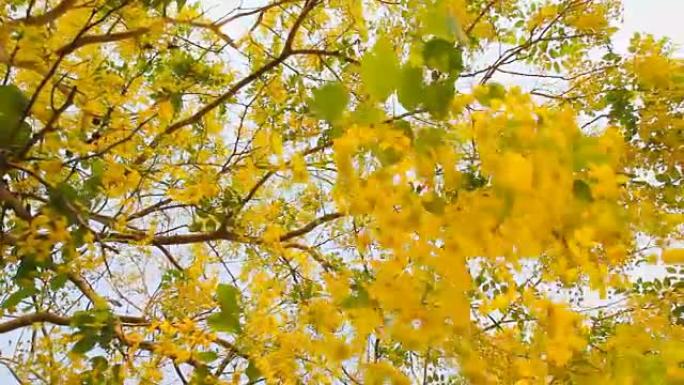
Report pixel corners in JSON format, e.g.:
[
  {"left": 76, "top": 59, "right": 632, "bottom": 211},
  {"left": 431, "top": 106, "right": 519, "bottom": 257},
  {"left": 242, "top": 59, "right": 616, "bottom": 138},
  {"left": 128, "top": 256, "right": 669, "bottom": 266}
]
[
  {"left": 615, "top": 0, "right": 684, "bottom": 53},
  {"left": 209, "top": 0, "right": 684, "bottom": 54},
  {"left": 0, "top": 0, "right": 682, "bottom": 383}
]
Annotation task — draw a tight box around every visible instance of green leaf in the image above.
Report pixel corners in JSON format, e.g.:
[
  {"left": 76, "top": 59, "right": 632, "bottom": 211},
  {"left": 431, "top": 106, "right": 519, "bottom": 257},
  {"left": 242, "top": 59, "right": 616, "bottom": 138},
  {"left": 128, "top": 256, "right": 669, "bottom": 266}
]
[
  {"left": 393, "top": 120, "right": 414, "bottom": 141},
  {"left": 72, "top": 334, "right": 98, "bottom": 354},
  {"left": 190, "top": 366, "right": 216, "bottom": 385},
  {"left": 341, "top": 285, "right": 370, "bottom": 309},
  {"left": 0, "top": 85, "right": 29, "bottom": 124},
  {"left": 170, "top": 93, "right": 183, "bottom": 113},
  {"left": 475, "top": 82, "right": 506, "bottom": 106},
  {"left": 71, "top": 310, "right": 96, "bottom": 328},
  {"left": 423, "top": 80, "right": 454, "bottom": 118},
  {"left": 48, "top": 182, "right": 80, "bottom": 222},
  {"left": 216, "top": 284, "right": 240, "bottom": 314},
  {"left": 488, "top": 82, "right": 506, "bottom": 100},
  {"left": 2, "top": 286, "right": 37, "bottom": 309},
  {"left": 9, "top": 122, "right": 32, "bottom": 150},
  {"left": 374, "top": 146, "right": 403, "bottom": 167},
  {"left": 422, "top": 193, "right": 446, "bottom": 215},
  {"left": 15, "top": 257, "right": 40, "bottom": 283},
  {"left": 246, "top": 360, "right": 262, "bottom": 382},
  {"left": 207, "top": 312, "right": 241, "bottom": 333},
  {"left": 90, "top": 356, "right": 109, "bottom": 371},
  {"left": 350, "top": 103, "right": 386, "bottom": 125},
  {"left": 208, "top": 284, "right": 242, "bottom": 333},
  {"left": 0, "top": 85, "right": 31, "bottom": 150},
  {"left": 422, "top": 38, "right": 463, "bottom": 74},
  {"left": 196, "top": 351, "right": 219, "bottom": 363},
  {"left": 0, "top": 84, "right": 28, "bottom": 107},
  {"left": 50, "top": 274, "right": 68, "bottom": 290},
  {"left": 360, "top": 38, "right": 400, "bottom": 101},
  {"left": 309, "top": 82, "right": 349, "bottom": 123},
  {"left": 420, "top": 0, "right": 467, "bottom": 43},
  {"left": 573, "top": 179, "right": 593, "bottom": 202},
  {"left": 397, "top": 65, "right": 425, "bottom": 110},
  {"left": 414, "top": 127, "right": 445, "bottom": 154}
]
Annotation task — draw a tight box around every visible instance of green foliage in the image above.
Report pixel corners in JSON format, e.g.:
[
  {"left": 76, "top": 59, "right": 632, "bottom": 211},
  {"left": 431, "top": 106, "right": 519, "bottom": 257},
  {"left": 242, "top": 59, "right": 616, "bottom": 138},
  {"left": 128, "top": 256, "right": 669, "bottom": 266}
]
[
  {"left": 141, "top": 0, "right": 187, "bottom": 12},
  {"left": 397, "top": 65, "right": 425, "bottom": 111},
  {"left": 70, "top": 309, "right": 117, "bottom": 355},
  {"left": 246, "top": 360, "right": 262, "bottom": 383},
  {"left": 422, "top": 192, "right": 446, "bottom": 215},
  {"left": 341, "top": 283, "right": 371, "bottom": 309},
  {"left": 420, "top": 0, "right": 467, "bottom": 43},
  {"left": 414, "top": 127, "right": 445, "bottom": 154},
  {"left": 309, "top": 82, "right": 349, "bottom": 123},
  {"left": 196, "top": 351, "right": 218, "bottom": 363},
  {"left": 604, "top": 89, "right": 638, "bottom": 139},
  {"left": 189, "top": 366, "right": 217, "bottom": 385},
  {"left": 207, "top": 284, "right": 242, "bottom": 333},
  {"left": 424, "top": 79, "right": 455, "bottom": 118},
  {"left": 1, "top": 285, "right": 36, "bottom": 310},
  {"left": 360, "top": 38, "right": 400, "bottom": 101},
  {"left": 474, "top": 82, "right": 506, "bottom": 107},
  {"left": 79, "top": 357, "right": 124, "bottom": 385},
  {"left": 0, "top": 84, "right": 31, "bottom": 152},
  {"left": 422, "top": 38, "right": 463, "bottom": 74},
  {"left": 573, "top": 179, "right": 594, "bottom": 202}
]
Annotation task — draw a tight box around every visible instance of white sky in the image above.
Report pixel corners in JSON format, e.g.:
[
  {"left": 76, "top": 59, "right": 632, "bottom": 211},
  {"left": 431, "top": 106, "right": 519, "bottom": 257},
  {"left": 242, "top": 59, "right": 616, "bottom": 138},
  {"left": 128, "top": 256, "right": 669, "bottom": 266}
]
[
  {"left": 1, "top": 0, "right": 682, "bottom": 383},
  {"left": 210, "top": 0, "right": 684, "bottom": 54},
  {"left": 616, "top": 0, "right": 684, "bottom": 53}
]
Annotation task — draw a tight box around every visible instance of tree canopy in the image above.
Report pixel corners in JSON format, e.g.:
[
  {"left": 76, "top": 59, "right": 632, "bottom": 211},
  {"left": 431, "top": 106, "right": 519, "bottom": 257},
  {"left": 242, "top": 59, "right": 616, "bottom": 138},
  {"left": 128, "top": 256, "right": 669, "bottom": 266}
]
[{"left": 0, "top": 0, "right": 682, "bottom": 384}]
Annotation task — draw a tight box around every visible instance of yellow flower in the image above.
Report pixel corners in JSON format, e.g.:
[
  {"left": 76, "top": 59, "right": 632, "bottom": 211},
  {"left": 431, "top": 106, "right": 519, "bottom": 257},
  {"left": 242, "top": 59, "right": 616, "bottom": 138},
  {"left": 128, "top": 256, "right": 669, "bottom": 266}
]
[
  {"left": 291, "top": 153, "right": 308, "bottom": 183},
  {"left": 662, "top": 248, "right": 684, "bottom": 264},
  {"left": 496, "top": 152, "right": 534, "bottom": 192},
  {"left": 157, "top": 99, "right": 174, "bottom": 123},
  {"left": 587, "top": 164, "right": 623, "bottom": 199},
  {"left": 102, "top": 163, "right": 141, "bottom": 197}
]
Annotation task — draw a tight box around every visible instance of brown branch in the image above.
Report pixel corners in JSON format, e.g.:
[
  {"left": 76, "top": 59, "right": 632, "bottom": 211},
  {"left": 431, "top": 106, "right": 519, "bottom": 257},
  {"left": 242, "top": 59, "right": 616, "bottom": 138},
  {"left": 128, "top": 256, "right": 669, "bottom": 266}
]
[
  {"left": 135, "top": 0, "right": 321, "bottom": 164},
  {"left": 18, "top": 85, "right": 77, "bottom": 158},
  {"left": 163, "top": 17, "right": 236, "bottom": 48},
  {"left": 289, "top": 48, "right": 359, "bottom": 64},
  {"left": 465, "top": 0, "right": 497, "bottom": 35},
  {"left": 282, "top": 0, "right": 319, "bottom": 55},
  {"left": 108, "top": 229, "right": 243, "bottom": 246},
  {"left": 0, "top": 231, "right": 18, "bottom": 246},
  {"left": 106, "top": 212, "right": 342, "bottom": 247},
  {"left": 284, "top": 242, "right": 335, "bottom": 271},
  {"left": 0, "top": 311, "right": 147, "bottom": 334},
  {"left": 216, "top": 0, "right": 297, "bottom": 27},
  {"left": 152, "top": 242, "right": 185, "bottom": 270},
  {"left": 0, "top": 312, "right": 70, "bottom": 334},
  {"left": 136, "top": 54, "right": 287, "bottom": 164},
  {"left": 9, "top": 0, "right": 78, "bottom": 26},
  {"left": 127, "top": 198, "right": 174, "bottom": 220},
  {"left": 57, "top": 28, "right": 150, "bottom": 56},
  {"left": 280, "top": 212, "right": 343, "bottom": 241},
  {"left": 0, "top": 186, "right": 32, "bottom": 221},
  {"left": 240, "top": 170, "right": 275, "bottom": 208}
]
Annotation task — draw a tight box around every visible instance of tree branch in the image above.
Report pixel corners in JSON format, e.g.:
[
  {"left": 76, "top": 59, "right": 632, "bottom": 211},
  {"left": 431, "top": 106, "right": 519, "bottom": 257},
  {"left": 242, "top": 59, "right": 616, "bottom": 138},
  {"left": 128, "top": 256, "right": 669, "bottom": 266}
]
[
  {"left": 0, "top": 312, "right": 69, "bottom": 334},
  {"left": 0, "top": 186, "right": 32, "bottom": 221},
  {"left": 280, "top": 212, "right": 343, "bottom": 241},
  {"left": 0, "top": 311, "right": 147, "bottom": 334},
  {"left": 135, "top": 0, "right": 322, "bottom": 164},
  {"left": 9, "top": 0, "right": 78, "bottom": 26},
  {"left": 57, "top": 28, "right": 150, "bottom": 56}
]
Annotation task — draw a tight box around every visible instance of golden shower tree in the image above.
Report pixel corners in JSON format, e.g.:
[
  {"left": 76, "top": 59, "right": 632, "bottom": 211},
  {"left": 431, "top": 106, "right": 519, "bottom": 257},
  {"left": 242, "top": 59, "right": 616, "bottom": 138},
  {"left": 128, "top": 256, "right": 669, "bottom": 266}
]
[{"left": 0, "top": 0, "right": 682, "bottom": 383}]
